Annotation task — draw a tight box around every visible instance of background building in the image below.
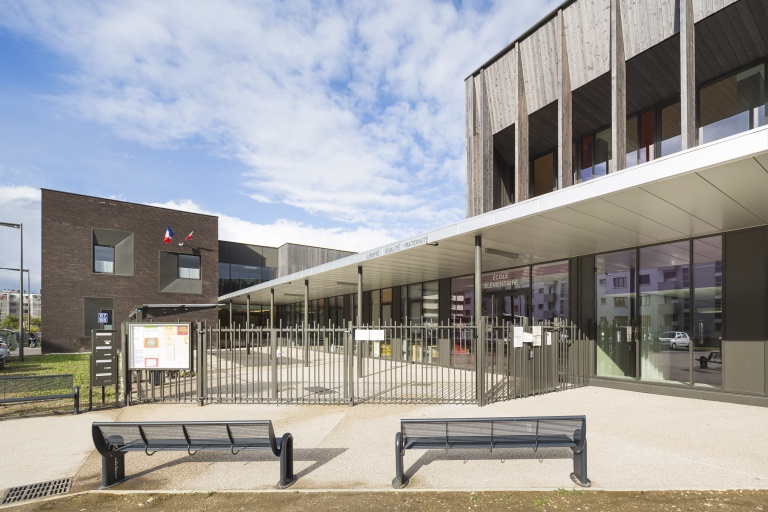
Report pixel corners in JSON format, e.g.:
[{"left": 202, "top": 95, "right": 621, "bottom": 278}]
[
  {"left": 0, "top": 290, "right": 41, "bottom": 322},
  {"left": 41, "top": 189, "right": 219, "bottom": 353}
]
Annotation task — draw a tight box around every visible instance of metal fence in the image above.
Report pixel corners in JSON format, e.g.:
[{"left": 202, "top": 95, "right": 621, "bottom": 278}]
[{"left": 126, "top": 318, "right": 592, "bottom": 407}]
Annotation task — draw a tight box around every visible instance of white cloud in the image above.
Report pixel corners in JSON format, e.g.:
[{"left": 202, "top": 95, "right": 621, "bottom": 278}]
[
  {"left": 0, "top": 0, "right": 557, "bottom": 239},
  {"left": 149, "top": 199, "right": 394, "bottom": 252},
  {"left": 0, "top": 186, "right": 41, "bottom": 292}
]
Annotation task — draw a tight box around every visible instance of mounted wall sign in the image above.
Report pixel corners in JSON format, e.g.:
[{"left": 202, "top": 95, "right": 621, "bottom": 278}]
[{"left": 128, "top": 323, "right": 191, "bottom": 370}]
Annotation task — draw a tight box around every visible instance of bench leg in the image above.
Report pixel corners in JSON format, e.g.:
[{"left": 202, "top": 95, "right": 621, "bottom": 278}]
[
  {"left": 277, "top": 433, "right": 296, "bottom": 489},
  {"left": 101, "top": 453, "right": 125, "bottom": 489},
  {"left": 392, "top": 432, "right": 408, "bottom": 489},
  {"left": 570, "top": 439, "right": 591, "bottom": 487}
]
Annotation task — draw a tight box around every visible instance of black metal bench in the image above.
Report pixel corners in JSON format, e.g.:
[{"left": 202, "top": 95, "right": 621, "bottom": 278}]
[
  {"left": 698, "top": 351, "right": 722, "bottom": 369},
  {"left": 393, "top": 415, "right": 590, "bottom": 488},
  {"left": 92, "top": 420, "right": 295, "bottom": 489},
  {"left": 0, "top": 374, "right": 80, "bottom": 414}
]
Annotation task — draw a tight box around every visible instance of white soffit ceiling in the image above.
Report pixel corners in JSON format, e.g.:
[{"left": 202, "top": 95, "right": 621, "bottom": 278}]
[{"left": 223, "top": 127, "right": 768, "bottom": 305}]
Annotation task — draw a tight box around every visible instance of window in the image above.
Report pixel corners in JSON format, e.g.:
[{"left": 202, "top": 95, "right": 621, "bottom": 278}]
[
  {"left": 178, "top": 254, "right": 201, "bottom": 279},
  {"left": 699, "top": 63, "right": 765, "bottom": 144},
  {"left": 613, "top": 277, "right": 627, "bottom": 288},
  {"left": 94, "top": 245, "right": 115, "bottom": 273},
  {"left": 574, "top": 128, "right": 611, "bottom": 183},
  {"left": 639, "top": 274, "right": 650, "bottom": 285},
  {"left": 532, "top": 152, "right": 555, "bottom": 197},
  {"left": 600, "top": 297, "right": 607, "bottom": 305},
  {"left": 614, "top": 297, "right": 627, "bottom": 307},
  {"left": 599, "top": 278, "right": 606, "bottom": 286}
]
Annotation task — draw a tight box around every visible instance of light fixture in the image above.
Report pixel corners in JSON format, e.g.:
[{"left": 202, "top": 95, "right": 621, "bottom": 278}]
[
  {"left": 336, "top": 281, "right": 357, "bottom": 286},
  {"left": 484, "top": 247, "right": 519, "bottom": 259},
  {"left": 426, "top": 242, "right": 439, "bottom": 246},
  {"left": 283, "top": 293, "right": 304, "bottom": 297}
]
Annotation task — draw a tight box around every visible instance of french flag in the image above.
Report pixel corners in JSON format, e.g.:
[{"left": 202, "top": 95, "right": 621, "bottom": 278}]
[
  {"left": 185, "top": 229, "right": 195, "bottom": 241},
  {"left": 164, "top": 226, "right": 174, "bottom": 244}
]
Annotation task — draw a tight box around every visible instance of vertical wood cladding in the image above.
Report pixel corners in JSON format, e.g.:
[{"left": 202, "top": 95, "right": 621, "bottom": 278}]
[
  {"left": 484, "top": 51, "right": 517, "bottom": 134},
  {"left": 620, "top": 0, "right": 677, "bottom": 60},
  {"left": 694, "top": 0, "right": 739, "bottom": 22},
  {"left": 41, "top": 189, "right": 219, "bottom": 353},
  {"left": 564, "top": 0, "right": 611, "bottom": 90},
  {"left": 558, "top": 9, "right": 573, "bottom": 190},
  {"left": 520, "top": 18, "right": 559, "bottom": 114},
  {"left": 611, "top": 0, "right": 627, "bottom": 173}
]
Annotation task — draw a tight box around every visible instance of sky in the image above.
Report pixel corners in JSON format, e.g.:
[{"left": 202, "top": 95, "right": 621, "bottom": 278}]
[{"left": 0, "top": 0, "right": 558, "bottom": 293}]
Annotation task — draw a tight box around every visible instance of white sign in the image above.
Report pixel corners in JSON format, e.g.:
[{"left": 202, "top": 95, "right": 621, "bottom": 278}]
[
  {"left": 546, "top": 331, "right": 553, "bottom": 346},
  {"left": 365, "top": 235, "right": 429, "bottom": 260},
  {"left": 513, "top": 326, "right": 523, "bottom": 348},
  {"left": 532, "top": 325, "right": 542, "bottom": 346},
  {"left": 98, "top": 312, "right": 109, "bottom": 324},
  {"left": 129, "top": 323, "right": 191, "bottom": 370},
  {"left": 355, "top": 329, "right": 385, "bottom": 341}
]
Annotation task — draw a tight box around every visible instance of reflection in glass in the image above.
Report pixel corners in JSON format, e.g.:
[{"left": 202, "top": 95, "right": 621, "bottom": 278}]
[
  {"left": 580, "top": 135, "right": 594, "bottom": 183},
  {"left": 371, "top": 290, "right": 381, "bottom": 325},
  {"left": 596, "top": 250, "right": 636, "bottom": 378},
  {"left": 594, "top": 128, "right": 611, "bottom": 177},
  {"left": 660, "top": 102, "right": 682, "bottom": 157},
  {"left": 626, "top": 115, "right": 639, "bottom": 168},
  {"left": 94, "top": 245, "right": 115, "bottom": 273},
  {"left": 639, "top": 110, "right": 655, "bottom": 164},
  {"left": 532, "top": 261, "right": 569, "bottom": 323},
  {"left": 692, "top": 236, "right": 723, "bottom": 388},
  {"left": 639, "top": 242, "right": 690, "bottom": 384},
  {"left": 699, "top": 64, "right": 765, "bottom": 144},
  {"left": 423, "top": 281, "right": 439, "bottom": 326}
]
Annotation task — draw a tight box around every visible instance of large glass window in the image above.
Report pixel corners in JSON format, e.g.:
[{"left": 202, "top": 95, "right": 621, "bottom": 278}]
[
  {"left": 699, "top": 63, "right": 765, "bottom": 144},
  {"left": 692, "top": 236, "right": 723, "bottom": 389},
  {"left": 532, "top": 261, "right": 569, "bottom": 323},
  {"left": 626, "top": 115, "right": 639, "bottom": 167},
  {"left": 178, "top": 254, "right": 201, "bottom": 279},
  {"left": 532, "top": 152, "right": 555, "bottom": 197},
  {"left": 660, "top": 102, "right": 682, "bottom": 157},
  {"left": 575, "top": 128, "right": 611, "bottom": 183},
  {"left": 639, "top": 242, "right": 690, "bottom": 385},
  {"left": 423, "top": 281, "right": 439, "bottom": 326},
  {"left": 94, "top": 245, "right": 114, "bottom": 274},
  {"left": 596, "top": 250, "right": 636, "bottom": 379}
]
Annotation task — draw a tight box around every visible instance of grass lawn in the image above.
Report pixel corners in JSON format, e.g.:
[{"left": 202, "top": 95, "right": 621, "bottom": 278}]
[{"left": 0, "top": 354, "right": 117, "bottom": 417}]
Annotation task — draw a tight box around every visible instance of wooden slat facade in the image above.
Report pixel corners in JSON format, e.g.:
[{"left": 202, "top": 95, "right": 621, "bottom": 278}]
[{"left": 466, "top": 0, "right": 767, "bottom": 217}]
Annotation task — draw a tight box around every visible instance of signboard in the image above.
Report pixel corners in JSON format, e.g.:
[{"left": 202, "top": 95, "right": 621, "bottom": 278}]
[
  {"left": 128, "top": 323, "right": 191, "bottom": 370},
  {"left": 91, "top": 330, "right": 118, "bottom": 386},
  {"left": 532, "top": 325, "right": 542, "bottom": 346},
  {"left": 97, "top": 312, "right": 109, "bottom": 324},
  {"left": 355, "top": 329, "right": 385, "bottom": 341},
  {"left": 513, "top": 326, "right": 523, "bottom": 348}
]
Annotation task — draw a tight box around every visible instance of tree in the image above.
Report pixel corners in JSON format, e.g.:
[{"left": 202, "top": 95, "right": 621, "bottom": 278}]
[
  {"left": 0, "top": 314, "right": 19, "bottom": 330},
  {"left": 29, "top": 316, "right": 41, "bottom": 332}
]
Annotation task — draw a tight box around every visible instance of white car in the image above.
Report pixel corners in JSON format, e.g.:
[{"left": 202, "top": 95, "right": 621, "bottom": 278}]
[{"left": 658, "top": 331, "right": 690, "bottom": 350}]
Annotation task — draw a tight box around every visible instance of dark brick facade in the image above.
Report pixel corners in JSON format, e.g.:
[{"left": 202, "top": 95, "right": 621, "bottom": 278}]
[{"left": 41, "top": 190, "right": 218, "bottom": 353}]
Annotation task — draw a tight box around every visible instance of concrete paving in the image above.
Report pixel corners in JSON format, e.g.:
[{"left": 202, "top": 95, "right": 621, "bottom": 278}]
[{"left": 1, "top": 387, "right": 767, "bottom": 494}]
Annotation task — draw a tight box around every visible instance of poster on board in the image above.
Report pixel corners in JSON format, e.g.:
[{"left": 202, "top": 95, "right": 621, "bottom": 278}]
[{"left": 129, "top": 323, "right": 191, "bottom": 370}]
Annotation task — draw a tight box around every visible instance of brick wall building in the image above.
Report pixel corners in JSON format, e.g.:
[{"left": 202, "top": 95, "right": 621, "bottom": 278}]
[{"left": 41, "top": 189, "right": 219, "bottom": 352}]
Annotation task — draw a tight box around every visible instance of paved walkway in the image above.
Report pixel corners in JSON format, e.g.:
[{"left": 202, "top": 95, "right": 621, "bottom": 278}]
[{"left": 1, "top": 387, "right": 767, "bottom": 494}]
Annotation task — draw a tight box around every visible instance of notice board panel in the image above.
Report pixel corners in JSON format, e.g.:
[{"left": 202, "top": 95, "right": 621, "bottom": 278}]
[{"left": 129, "top": 323, "right": 191, "bottom": 370}]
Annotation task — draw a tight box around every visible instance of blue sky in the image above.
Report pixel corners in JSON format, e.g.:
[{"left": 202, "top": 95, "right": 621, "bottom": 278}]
[{"left": 0, "top": 0, "right": 556, "bottom": 293}]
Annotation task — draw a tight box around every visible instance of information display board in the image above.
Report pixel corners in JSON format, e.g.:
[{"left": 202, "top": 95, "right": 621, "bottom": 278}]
[{"left": 128, "top": 323, "right": 191, "bottom": 370}]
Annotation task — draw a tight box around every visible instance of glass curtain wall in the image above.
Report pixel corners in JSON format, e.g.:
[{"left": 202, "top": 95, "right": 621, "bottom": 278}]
[
  {"left": 699, "top": 63, "right": 765, "bottom": 144},
  {"left": 595, "top": 250, "right": 637, "bottom": 378},
  {"left": 423, "top": 281, "right": 439, "bottom": 326},
  {"left": 639, "top": 242, "right": 690, "bottom": 384},
  {"left": 692, "top": 236, "right": 723, "bottom": 388},
  {"left": 532, "top": 261, "right": 569, "bottom": 323},
  {"left": 575, "top": 128, "right": 611, "bottom": 183}
]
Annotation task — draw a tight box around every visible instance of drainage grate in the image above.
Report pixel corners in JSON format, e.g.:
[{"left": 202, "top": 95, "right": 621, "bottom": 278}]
[{"left": 1, "top": 478, "right": 72, "bottom": 505}]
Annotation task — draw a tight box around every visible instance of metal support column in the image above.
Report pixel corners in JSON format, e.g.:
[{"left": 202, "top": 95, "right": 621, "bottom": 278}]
[
  {"left": 474, "top": 235, "right": 485, "bottom": 406},
  {"left": 245, "top": 294, "right": 251, "bottom": 355},
  {"left": 357, "top": 266, "right": 363, "bottom": 376},
  {"left": 270, "top": 288, "right": 277, "bottom": 400},
  {"left": 304, "top": 280, "right": 309, "bottom": 367}
]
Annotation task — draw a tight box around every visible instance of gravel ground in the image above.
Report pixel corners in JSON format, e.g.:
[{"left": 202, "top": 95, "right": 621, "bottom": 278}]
[{"left": 5, "top": 490, "right": 768, "bottom": 512}]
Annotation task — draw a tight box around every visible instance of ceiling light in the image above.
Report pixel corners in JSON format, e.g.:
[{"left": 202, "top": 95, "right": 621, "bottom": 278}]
[{"left": 484, "top": 248, "right": 519, "bottom": 259}]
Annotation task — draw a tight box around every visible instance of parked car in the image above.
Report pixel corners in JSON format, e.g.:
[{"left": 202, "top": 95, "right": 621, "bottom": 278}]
[
  {"left": 0, "top": 338, "right": 10, "bottom": 359},
  {"left": 658, "top": 331, "right": 690, "bottom": 350}
]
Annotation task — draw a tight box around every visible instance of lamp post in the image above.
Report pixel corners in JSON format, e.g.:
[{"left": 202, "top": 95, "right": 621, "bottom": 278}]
[
  {"left": 0, "top": 267, "right": 31, "bottom": 343},
  {"left": 0, "top": 222, "right": 23, "bottom": 362}
]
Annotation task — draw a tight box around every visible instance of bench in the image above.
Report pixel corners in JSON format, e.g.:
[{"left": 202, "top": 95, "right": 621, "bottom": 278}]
[
  {"left": 0, "top": 374, "right": 80, "bottom": 414},
  {"left": 91, "top": 420, "right": 295, "bottom": 489},
  {"left": 393, "top": 415, "right": 589, "bottom": 488},
  {"left": 698, "top": 351, "right": 722, "bottom": 369}
]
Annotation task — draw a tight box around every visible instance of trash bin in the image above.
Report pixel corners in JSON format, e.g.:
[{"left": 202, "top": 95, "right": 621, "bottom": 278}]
[{"left": 698, "top": 356, "right": 708, "bottom": 369}]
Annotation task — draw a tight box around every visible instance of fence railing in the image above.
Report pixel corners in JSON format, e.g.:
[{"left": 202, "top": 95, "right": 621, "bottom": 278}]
[{"left": 126, "top": 318, "right": 592, "bottom": 407}]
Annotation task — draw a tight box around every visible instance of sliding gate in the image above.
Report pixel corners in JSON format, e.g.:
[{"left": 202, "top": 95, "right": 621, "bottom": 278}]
[{"left": 127, "top": 319, "right": 592, "bottom": 406}]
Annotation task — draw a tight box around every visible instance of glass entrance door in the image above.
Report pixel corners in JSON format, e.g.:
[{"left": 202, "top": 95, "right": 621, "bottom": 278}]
[{"left": 484, "top": 290, "right": 530, "bottom": 324}]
